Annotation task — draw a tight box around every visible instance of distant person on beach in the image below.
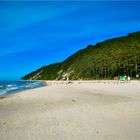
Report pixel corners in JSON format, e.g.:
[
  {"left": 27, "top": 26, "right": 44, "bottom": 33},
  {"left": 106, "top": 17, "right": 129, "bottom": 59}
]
[
  {"left": 127, "top": 76, "right": 131, "bottom": 82},
  {"left": 114, "top": 76, "right": 119, "bottom": 84}
]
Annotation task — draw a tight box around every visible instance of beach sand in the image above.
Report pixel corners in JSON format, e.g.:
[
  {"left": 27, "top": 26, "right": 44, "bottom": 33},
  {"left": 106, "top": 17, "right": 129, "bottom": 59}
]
[{"left": 0, "top": 81, "right": 140, "bottom": 140}]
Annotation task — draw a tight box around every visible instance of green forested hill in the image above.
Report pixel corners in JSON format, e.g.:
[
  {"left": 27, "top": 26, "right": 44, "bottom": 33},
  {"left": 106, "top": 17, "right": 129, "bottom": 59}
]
[{"left": 22, "top": 31, "right": 140, "bottom": 80}]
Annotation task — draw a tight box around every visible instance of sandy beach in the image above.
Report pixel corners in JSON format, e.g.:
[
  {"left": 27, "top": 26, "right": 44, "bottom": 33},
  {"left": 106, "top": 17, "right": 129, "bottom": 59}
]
[{"left": 0, "top": 80, "right": 140, "bottom": 140}]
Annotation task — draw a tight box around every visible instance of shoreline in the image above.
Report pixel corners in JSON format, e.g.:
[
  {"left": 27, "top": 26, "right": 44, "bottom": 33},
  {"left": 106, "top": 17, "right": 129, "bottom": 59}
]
[
  {"left": 0, "top": 80, "right": 46, "bottom": 98},
  {"left": 0, "top": 84, "right": 46, "bottom": 99},
  {"left": 0, "top": 80, "right": 140, "bottom": 97},
  {"left": 1, "top": 80, "right": 139, "bottom": 98}
]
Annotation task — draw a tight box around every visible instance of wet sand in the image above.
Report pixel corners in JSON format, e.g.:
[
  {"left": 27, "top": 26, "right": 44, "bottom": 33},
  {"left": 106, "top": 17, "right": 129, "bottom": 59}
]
[{"left": 0, "top": 81, "right": 140, "bottom": 140}]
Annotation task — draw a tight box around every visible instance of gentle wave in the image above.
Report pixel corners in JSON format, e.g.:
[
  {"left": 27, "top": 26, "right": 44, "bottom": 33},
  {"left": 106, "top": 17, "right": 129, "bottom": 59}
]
[
  {"left": 7, "top": 87, "right": 18, "bottom": 90},
  {"left": 0, "top": 90, "right": 7, "bottom": 95},
  {"left": 7, "top": 85, "right": 17, "bottom": 87}
]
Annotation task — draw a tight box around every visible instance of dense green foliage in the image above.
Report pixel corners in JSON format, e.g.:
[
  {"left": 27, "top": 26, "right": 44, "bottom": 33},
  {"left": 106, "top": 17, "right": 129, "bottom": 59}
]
[{"left": 22, "top": 31, "right": 140, "bottom": 80}]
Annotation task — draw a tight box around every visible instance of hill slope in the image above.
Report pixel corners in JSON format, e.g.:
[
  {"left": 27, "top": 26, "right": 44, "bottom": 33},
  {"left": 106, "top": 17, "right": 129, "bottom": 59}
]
[{"left": 22, "top": 31, "right": 140, "bottom": 80}]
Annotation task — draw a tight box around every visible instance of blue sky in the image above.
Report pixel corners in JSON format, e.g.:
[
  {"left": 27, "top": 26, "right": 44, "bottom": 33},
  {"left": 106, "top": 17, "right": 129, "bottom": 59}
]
[{"left": 0, "top": 1, "right": 140, "bottom": 80}]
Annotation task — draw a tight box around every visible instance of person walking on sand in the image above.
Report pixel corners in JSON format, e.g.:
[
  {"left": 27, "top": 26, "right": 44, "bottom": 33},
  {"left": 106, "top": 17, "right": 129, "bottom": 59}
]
[
  {"left": 114, "top": 76, "right": 119, "bottom": 84},
  {"left": 128, "top": 76, "right": 131, "bottom": 82}
]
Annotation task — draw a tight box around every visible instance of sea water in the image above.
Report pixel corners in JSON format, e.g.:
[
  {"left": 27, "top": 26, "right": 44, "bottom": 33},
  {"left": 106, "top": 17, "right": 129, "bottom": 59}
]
[{"left": 0, "top": 81, "right": 45, "bottom": 96}]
